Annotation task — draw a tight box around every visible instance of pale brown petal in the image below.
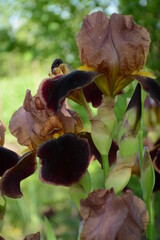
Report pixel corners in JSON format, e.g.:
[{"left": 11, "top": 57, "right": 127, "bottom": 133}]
[
  {"left": 9, "top": 84, "right": 83, "bottom": 148},
  {"left": 9, "top": 107, "right": 33, "bottom": 148},
  {"left": 80, "top": 189, "right": 127, "bottom": 240},
  {"left": 80, "top": 189, "right": 149, "bottom": 240},
  {"left": 77, "top": 12, "right": 150, "bottom": 81}
]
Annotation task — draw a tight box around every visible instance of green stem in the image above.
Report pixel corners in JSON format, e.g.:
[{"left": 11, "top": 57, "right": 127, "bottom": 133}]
[
  {"left": 146, "top": 198, "right": 154, "bottom": 240},
  {"left": 138, "top": 89, "right": 146, "bottom": 172},
  {"left": 101, "top": 154, "right": 110, "bottom": 178},
  {"left": 138, "top": 125, "right": 143, "bottom": 172}
]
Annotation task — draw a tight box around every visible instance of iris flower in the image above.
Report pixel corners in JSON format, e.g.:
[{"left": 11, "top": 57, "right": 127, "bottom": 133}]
[
  {"left": 1, "top": 12, "right": 160, "bottom": 199},
  {"left": 76, "top": 11, "right": 160, "bottom": 104},
  {"left": 0, "top": 62, "right": 103, "bottom": 198}
]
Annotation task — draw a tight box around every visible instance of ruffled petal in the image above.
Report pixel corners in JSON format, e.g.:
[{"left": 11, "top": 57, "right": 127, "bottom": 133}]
[{"left": 77, "top": 11, "right": 150, "bottom": 80}]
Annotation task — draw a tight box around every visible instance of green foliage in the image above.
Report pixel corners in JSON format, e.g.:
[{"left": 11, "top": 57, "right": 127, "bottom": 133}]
[
  {"left": 69, "top": 171, "right": 91, "bottom": 211},
  {"left": 0, "top": 195, "right": 6, "bottom": 231},
  {"left": 0, "top": 0, "right": 110, "bottom": 77},
  {"left": 44, "top": 217, "right": 57, "bottom": 240}
]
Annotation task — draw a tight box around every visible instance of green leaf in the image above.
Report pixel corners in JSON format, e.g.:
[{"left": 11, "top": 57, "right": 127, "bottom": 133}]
[
  {"left": 69, "top": 184, "right": 87, "bottom": 211},
  {"left": 0, "top": 193, "right": 6, "bottom": 231},
  {"left": 114, "top": 94, "right": 127, "bottom": 121},
  {"left": 141, "top": 147, "right": 155, "bottom": 202},
  {"left": 79, "top": 171, "right": 91, "bottom": 194},
  {"left": 44, "top": 217, "right": 57, "bottom": 240}
]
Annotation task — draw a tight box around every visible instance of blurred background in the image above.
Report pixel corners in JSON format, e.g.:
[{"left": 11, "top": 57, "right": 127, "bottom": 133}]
[{"left": 0, "top": 0, "right": 160, "bottom": 239}]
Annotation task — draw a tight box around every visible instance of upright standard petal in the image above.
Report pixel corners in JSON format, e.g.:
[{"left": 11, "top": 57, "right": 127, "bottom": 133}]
[
  {"left": 37, "top": 134, "right": 90, "bottom": 186},
  {"left": 77, "top": 11, "right": 150, "bottom": 94}
]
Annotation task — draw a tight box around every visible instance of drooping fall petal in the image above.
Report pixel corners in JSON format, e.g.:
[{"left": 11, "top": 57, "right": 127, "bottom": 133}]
[
  {"left": 80, "top": 189, "right": 149, "bottom": 240},
  {"left": 37, "top": 133, "right": 90, "bottom": 186},
  {"left": 0, "top": 146, "right": 19, "bottom": 176},
  {"left": 0, "top": 151, "right": 36, "bottom": 198},
  {"left": 83, "top": 82, "right": 103, "bottom": 107},
  {"left": 40, "top": 70, "right": 98, "bottom": 112},
  {"left": 77, "top": 11, "right": 150, "bottom": 85},
  {"left": 150, "top": 144, "right": 160, "bottom": 191},
  {"left": 135, "top": 75, "right": 160, "bottom": 103}
]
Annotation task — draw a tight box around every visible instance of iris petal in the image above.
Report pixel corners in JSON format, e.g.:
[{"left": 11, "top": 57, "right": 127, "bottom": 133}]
[
  {"left": 135, "top": 75, "right": 160, "bottom": 103},
  {"left": 37, "top": 133, "right": 90, "bottom": 186},
  {"left": 0, "top": 151, "right": 36, "bottom": 198},
  {"left": 41, "top": 70, "right": 98, "bottom": 112},
  {"left": 83, "top": 82, "right": 103, "bottom": 107},
  {"left": 0, "top": 146, "right": 19, "bottom": 176}
]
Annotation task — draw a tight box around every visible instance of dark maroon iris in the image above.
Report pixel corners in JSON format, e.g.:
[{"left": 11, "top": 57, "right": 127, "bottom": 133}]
[
  {"left": 0, "top": 150, "right": 36, "bottom": 198},
  {"left": 83, "top": 82, "right": 103, "bottom": 107},
  {"left": 41, "top": 70, "right": 98, "bottom": 112},
  {"left": 37, "top": 133, "right": 90, "bottom": 186},
  {"left": 0, "top": 146, "right": 19, "bottom": 176}
]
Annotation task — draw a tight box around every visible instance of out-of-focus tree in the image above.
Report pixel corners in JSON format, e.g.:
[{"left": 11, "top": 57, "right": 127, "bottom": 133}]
[
  {"left": 0, "top": 0, "right": 113, "bottom": 77},
  {"left": 118, "top": 0, "right": 160, "bottom": 75}
]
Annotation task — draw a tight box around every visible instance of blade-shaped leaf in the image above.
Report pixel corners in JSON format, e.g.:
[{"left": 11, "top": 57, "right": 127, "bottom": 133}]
[
  {"left": 69, "top": 184, "right": 87, "bottom": 211},
  {"left": 0, "top": 192, "right": 6, "bottom": 231},
  {"left": 79, "top": 171, "right": 91, "bottom": 194},
  {"left": 69, "top": 171, "right": 91, "bottom": 211},
  {"left": 44, "top": 217, "right": 57, "bottom": 240}
]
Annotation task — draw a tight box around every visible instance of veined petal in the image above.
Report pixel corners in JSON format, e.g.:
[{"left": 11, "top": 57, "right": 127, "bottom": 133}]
[
  {"left": 77, "top": 11, "right": 150, "bottom": 90},
  {"left": 80, "top": 189, "right": 149, "bottom": 239},
  {"left": 37, "top": 134, "right": 90, "bottom": 186}
]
